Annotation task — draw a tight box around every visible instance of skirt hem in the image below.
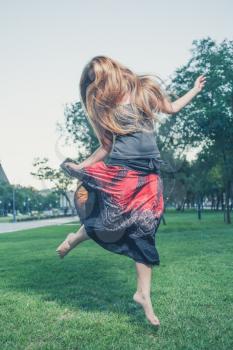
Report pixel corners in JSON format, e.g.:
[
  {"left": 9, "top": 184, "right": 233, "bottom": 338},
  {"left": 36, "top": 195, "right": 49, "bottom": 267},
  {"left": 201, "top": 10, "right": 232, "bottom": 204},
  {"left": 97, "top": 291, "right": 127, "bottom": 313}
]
[{"left": 84, "top": 225, "right": 160, "bottom": 267}]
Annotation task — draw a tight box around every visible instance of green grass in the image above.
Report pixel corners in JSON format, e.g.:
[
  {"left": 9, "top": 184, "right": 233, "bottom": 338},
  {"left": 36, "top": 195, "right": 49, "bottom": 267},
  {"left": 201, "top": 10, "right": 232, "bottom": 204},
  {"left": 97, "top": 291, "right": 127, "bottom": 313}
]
[
  {"left": 0, "top": 216, "right": 12, "bottom": 223},
  {"left": 0, "top": 211, "right": 232, "bottom": 350}
]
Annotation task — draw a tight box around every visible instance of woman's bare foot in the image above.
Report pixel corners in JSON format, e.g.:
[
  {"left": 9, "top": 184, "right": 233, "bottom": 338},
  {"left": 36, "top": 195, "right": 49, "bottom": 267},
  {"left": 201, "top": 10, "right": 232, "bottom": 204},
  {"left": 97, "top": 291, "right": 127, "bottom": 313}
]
[
  {"left": 56, "top": 232, "right": 77, "bottom": 259},
  {"left": 133, "top": 291, "right": 160, "bottom": 327}
]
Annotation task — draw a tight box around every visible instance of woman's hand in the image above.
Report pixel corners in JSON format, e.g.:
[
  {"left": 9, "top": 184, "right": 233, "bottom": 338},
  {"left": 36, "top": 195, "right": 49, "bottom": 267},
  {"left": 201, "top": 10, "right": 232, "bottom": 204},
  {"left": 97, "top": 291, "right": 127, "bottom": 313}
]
[
  {"left": 64, "top": 162, "right": 83, "bottom": 171},
  {"left": 61, "top": 145, "right": 111, "bottom": 177},
  {"left": 193, "top": 75, "right": 207, "bottom": 93}
]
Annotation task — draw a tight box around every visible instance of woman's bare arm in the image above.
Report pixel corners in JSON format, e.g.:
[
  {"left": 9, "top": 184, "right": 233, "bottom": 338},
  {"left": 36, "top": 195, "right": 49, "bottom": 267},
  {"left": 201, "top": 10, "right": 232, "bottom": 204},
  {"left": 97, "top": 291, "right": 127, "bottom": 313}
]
[
  {"left": 159, "top": 75, "right": 207, "bottom": 115},
  {"left": 79, "top": 144, "right": 112, "bottom": 167},
  {"left": 64, "top": 143, "right": 112, "bottom": 171}
]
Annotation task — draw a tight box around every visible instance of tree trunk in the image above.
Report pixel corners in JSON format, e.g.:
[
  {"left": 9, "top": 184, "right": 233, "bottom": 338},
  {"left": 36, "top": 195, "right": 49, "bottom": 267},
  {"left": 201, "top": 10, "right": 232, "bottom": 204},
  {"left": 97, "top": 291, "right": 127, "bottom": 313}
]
[
  {"left": 216, "top": 193, "right": 220, "bottom": 211},
  {"left": 181, "top": 199, "right": 185, "bottom": 212},
  {"left": 61, "top": 190, "right": 73, "bottom": 215},
  {"left": 225, "top": 180, "right": 231, "bottom": 224},
  {"left": 211, "top": 194, "right": 214, "bottom": 210},
  {"left": 197, "top": 194, "right": 202, "bottom": 220},
  {"left": 162, "top": 215, "right": 166, "bottom": 225}
]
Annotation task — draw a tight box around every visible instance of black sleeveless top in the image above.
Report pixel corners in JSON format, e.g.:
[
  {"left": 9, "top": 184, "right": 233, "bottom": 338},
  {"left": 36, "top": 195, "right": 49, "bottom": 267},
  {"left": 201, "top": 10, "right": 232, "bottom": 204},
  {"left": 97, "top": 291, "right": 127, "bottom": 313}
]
[
  {"left": 108, "top": 129, "right": 161, "bottom": 159},
  {"left": 105, "top": 104, "right": 163, "bottom": 174}
]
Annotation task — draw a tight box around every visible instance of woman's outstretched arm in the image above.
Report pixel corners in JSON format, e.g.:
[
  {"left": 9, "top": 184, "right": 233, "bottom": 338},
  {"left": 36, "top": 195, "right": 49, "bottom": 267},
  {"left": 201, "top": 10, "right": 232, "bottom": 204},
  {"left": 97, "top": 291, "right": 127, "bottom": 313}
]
[{"left": 158, "top": 75, "right": 206, "bottom": 115}]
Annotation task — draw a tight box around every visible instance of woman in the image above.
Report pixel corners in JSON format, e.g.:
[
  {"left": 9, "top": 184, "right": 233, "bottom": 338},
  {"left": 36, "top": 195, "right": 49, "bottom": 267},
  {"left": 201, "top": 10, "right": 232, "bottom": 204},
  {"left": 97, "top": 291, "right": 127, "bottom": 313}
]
[{"left": 56, "top": 56, "right": 206, "bottom": 327}]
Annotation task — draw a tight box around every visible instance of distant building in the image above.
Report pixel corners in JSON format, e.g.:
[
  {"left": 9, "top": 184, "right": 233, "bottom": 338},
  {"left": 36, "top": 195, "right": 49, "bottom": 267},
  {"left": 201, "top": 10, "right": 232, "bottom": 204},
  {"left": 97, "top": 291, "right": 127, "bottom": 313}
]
[
  {"left": 0, "top": 162, "right": 10, "bottom": 185},
  {"left": 38, "top": 187, "right": 76, "bottom": 212},
  {"left": 60, "top": 190, "right": 75, "bottom": 213}
]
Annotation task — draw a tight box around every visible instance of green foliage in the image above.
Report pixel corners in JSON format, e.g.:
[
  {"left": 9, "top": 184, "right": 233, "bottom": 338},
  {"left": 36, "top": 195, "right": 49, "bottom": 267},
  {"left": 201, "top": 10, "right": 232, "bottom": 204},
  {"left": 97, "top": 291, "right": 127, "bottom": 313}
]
[
  {"left": 158, "top": 37, "right": 233, "bottom": 222},
  {"left": 160, "top": 37, "right": 233, "bottom": 149},
  {"left": 0, "top": 183, "right": 60, "bottom": 215},
  {"left": 59, "top": 101, "right": 100, "bottom": 162},
  {"left": 31, "top": 157, "right": 75, "bottom": 209}
]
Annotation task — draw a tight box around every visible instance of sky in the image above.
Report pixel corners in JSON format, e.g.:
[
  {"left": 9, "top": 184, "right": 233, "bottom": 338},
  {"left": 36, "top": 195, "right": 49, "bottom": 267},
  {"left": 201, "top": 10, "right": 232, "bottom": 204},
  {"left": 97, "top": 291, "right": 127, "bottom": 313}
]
[{"left": 0, "top": 0, "right": 232, "bottom": 190}]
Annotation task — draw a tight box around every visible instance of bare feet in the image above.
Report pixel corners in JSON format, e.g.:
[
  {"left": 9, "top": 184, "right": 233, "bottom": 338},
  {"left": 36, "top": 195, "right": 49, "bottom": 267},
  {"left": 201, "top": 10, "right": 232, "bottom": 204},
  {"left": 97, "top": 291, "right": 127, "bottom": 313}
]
[
  {"left": 56, "top": 233, "right": 77, "bottom": 259},
  {"left": 133, "top": 291, "right": 160, "bottom": 327}
]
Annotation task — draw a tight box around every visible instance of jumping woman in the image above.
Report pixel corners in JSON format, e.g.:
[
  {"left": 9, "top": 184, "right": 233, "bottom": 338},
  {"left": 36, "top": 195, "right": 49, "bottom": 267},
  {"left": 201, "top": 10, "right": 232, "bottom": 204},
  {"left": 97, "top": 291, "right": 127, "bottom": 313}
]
[{"left": 56, "top": 56, "right": 206, "bottom": 327}]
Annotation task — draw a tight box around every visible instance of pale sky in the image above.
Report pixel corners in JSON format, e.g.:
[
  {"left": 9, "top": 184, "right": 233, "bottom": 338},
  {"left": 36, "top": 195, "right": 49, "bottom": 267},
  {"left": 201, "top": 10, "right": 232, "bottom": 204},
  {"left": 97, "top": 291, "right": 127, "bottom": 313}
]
[{"left": 0, "top": 0, "right": 232, "bottom": 190}]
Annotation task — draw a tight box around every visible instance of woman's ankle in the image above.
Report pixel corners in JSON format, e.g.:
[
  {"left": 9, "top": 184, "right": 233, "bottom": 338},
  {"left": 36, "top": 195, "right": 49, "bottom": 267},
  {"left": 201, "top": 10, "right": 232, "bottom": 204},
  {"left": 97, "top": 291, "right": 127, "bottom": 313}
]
[
  {"left": 135, "top": 290, "right": 151, "bottom": 301},
  {"left": 67, "top": 232, "right": 81, "bottom": 247}
]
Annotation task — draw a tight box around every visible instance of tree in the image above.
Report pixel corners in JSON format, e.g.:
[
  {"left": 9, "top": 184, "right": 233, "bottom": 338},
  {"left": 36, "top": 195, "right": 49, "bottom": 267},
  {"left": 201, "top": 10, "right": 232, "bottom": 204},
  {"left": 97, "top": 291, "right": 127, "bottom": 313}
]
[
  {"left": 31, "top": 157, "right": 75, "bottom": 214},
  {"left": 159, "top": 37, "right": 233, "bottom": 223},
  {"left": 57, "top": 101, "right": 100, "bottom": 162}
]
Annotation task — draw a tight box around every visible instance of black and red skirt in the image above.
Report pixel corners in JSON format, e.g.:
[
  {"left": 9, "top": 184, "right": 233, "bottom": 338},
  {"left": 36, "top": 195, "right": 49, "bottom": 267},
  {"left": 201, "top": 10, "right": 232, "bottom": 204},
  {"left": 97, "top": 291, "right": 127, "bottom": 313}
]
[{"left": 60, "top": 158, "right": 164, "bottom": 266}]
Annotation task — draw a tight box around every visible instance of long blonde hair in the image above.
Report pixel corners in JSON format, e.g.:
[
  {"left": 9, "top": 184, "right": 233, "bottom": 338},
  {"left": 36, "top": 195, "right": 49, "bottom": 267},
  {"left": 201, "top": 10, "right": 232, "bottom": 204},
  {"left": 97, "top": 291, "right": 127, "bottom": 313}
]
[{"left": 79, "top": 55, "right": 171, "bottom": 149}]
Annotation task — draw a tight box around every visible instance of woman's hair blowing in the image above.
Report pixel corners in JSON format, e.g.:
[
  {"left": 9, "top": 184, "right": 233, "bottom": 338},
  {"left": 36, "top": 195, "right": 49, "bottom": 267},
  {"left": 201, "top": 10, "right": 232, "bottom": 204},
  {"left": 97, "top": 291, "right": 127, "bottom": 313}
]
[{"left": 79, "top": 55, "right": 171, "bottom": 149}]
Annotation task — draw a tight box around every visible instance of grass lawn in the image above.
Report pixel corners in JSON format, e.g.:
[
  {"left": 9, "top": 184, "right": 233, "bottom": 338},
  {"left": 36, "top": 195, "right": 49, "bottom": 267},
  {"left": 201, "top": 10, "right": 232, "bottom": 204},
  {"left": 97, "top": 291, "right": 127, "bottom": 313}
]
[
  {"left": 0, "top": 217, "right": 12, "bottom": 223},
  {"left": 0, "top": 211, "right": 232, "bottom": 350}
]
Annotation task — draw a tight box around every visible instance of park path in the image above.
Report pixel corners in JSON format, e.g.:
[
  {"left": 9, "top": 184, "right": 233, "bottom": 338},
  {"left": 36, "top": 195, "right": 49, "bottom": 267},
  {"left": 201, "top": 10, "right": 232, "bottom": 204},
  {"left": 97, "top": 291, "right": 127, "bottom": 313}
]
[{"left": 0, "top": 216, "right": 79, "bottom": 234}]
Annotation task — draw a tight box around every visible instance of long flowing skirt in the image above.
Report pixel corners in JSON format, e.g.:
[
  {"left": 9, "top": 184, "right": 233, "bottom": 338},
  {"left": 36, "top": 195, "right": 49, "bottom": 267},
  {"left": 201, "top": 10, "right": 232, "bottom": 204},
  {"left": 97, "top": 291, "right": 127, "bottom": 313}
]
[{"left": 60, "top": 158, "right": 164, "bottom": 266}]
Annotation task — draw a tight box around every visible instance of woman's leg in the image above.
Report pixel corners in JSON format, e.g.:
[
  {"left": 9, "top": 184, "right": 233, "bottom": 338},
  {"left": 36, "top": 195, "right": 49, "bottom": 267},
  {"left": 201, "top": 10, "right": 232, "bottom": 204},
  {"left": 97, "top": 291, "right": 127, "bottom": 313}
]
[
  {"left": 56, "top": 224, "right": 90, "bottom": 258},
  {"left": 133, "top": 262, "right": 160, "bottom": 326}
]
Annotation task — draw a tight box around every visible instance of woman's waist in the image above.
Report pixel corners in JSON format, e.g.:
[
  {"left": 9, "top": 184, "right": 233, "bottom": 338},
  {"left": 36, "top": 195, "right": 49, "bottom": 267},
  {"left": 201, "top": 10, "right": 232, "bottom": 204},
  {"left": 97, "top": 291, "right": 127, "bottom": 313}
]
[
  {"left": 109, "top": 139, "right": 160, "bottom": 159},
  {"left": 105, "top": 156, "right": 163, "bottom": 174}
]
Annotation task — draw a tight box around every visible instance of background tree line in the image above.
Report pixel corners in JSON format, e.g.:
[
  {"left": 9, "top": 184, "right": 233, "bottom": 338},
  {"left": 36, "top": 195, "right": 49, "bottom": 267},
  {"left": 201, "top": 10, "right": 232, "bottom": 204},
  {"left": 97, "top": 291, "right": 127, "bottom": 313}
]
[{"left": 0, "top": 183, "right": 60, "bottom": 216}]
